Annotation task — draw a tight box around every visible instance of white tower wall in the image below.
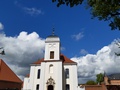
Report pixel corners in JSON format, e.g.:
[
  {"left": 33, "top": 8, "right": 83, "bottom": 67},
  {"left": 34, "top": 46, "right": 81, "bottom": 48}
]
[
  {"left": 40, "top": 61, "right": 63, "bottom": 90},
  {"left": 44, "top": 42, "right": 60, "bottom": 60}
]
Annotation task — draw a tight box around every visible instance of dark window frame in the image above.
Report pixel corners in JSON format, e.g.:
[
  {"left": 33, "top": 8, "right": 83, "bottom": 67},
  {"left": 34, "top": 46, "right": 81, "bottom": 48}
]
[
  {"left": 65, "top": 68, "right": 69, "bottom": 78},
  {"left": 50, "top": 51, "right": 54, "bottom": 59},
  {"left": 36, "top": 84, "right": 39, "bottom": 90},
  {"left": 66, "top": 84, "right": 70, "bottom": 90},
  {"left": 37, "top": 69, "right": 40, "bottom": 79}
]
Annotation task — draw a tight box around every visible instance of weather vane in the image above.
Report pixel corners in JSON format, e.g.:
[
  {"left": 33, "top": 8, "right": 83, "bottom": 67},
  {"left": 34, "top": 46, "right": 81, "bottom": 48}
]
[{"left": 52, "top": 27, "right": 55, "bottom": 36}]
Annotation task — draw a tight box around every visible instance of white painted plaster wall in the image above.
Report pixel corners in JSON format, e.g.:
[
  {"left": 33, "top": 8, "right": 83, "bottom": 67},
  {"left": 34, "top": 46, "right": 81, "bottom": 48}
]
[
  {"left": 23, "top": 77, "right": 30, "bottom": 90},
  {"left": 23, "top": 63, "right": 79, "bottom": 90},
  {"left": 44, "top": 42, "right": 60, "bottom": 60},
  {"left": 64, "top": 64, "right": 78, "bottom": 90},
  {"left": 41, "top": 61, "right": 63, "bottom": 90}
]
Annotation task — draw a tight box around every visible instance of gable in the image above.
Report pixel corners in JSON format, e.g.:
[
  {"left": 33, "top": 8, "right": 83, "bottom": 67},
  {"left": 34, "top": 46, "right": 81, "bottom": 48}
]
[{"left": 0, "top": 59, "right": 22, "bottom": 83}]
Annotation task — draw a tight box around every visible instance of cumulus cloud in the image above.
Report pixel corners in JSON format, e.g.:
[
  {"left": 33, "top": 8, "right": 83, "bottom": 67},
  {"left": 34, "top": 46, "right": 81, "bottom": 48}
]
[
  {"left": 1, "top": 31, "right": 120, "bottom": 85},
  {"left": 0, "top": 31, "right": 45, "bottom": 80},
  {"left": 0, "top": 22, "right": 4, "bottom": 30},
  {"left": 72, "top": 32, "right": 84, "bottom": 41},
  {"left": 71, "top": 40, "right": 120, "bottom": 84}
]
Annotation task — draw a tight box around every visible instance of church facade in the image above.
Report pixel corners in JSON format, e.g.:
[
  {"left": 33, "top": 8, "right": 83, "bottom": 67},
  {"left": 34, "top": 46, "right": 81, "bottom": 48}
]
[{"left": 23, "top": 33, "right": 78, "bottom": 90}]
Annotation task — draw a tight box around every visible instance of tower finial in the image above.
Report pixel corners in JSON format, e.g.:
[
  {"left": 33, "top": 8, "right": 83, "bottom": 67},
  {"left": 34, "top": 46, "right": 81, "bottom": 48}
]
[{"left": 52, "top": 27, "right": 55, "bottom": 36}]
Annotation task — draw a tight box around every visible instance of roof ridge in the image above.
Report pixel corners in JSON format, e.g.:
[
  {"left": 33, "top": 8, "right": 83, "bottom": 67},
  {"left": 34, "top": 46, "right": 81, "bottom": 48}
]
[{"left": 32, "top": 54, "right": 77, "bottom": 64}]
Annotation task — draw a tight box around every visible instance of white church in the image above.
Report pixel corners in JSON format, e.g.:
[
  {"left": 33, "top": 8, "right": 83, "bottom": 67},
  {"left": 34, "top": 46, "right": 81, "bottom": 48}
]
[{"left": 23, "top": 32, "right": 79, "bottom": 90}]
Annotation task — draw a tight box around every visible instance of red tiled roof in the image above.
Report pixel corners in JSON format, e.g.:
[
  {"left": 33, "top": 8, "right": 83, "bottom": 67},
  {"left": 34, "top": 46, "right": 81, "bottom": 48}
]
[
  {"left": 26, "top": 74, "right": 30, "bottom": 77},
  {"left": 60, "top": 54, "right": 76, "bottom": 64},
  {"left": 0, "top": 59, "right": 22, "bottom": 83},
  {"left": 33, "top": 58, "right": 44, "bottom": 64},
  {"left": 32, "top": 54, "right": 77, "bottom": 64}
]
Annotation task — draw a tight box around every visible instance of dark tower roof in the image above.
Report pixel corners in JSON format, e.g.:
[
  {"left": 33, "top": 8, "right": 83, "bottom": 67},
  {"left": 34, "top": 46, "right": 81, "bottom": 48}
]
[
  {"left": 46, "top": 28, "right": 59, "bottom": 38},
  {"left": 47, "top": 34, "right": 59, "bottom": 38},
  {"left": 45, "top": 29, "right": 60, "bottom": 42}
]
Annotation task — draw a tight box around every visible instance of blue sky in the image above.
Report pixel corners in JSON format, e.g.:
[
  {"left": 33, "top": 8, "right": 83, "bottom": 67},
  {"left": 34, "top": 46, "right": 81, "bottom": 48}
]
[
  {"left": 0, "top": 0, "right": 120, "bottom": 83},
  {"left": 0, "top": 0, "right": 119, "bottom": 57}
]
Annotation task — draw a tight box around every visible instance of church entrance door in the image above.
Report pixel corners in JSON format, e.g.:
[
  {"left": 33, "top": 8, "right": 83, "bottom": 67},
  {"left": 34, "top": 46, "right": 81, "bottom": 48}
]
[{"left": 48, "top": 85, "right": 53, "bottom": 90}]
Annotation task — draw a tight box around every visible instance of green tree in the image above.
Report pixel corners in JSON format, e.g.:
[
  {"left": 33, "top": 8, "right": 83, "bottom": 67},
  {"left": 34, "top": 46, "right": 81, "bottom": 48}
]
[
  {"left": 96, "top": 73, "right": 104, "bottom": 84},
  {"left": 86, "top": 80, "right": 96, "bottom": 85},
  {"left": 52, "top": 0, "right": 120, "bottom": 30}
]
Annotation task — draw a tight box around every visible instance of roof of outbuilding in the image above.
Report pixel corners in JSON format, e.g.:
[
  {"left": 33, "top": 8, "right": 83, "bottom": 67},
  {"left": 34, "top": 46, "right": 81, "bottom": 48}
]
[
  {"left": 32, "top": 54, "right": 77, "bottom": 65},
  {"left": 0, "top": 59, "right": 22, "bottom": 83},
  {"left": 108, "top": 73, "right": 120, "bottom": 80}
]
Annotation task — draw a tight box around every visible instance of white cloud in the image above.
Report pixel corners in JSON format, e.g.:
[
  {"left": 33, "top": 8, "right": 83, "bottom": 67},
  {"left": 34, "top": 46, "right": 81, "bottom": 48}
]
[
  {"left": 1, "top": 31, "right": 120, "bottom": 84},
  {"left": 23, "top": 7, "right": 44, "bottom": 16},
  {"left": 80, "top": 49, "right": 88, "bottom": 55},
  {"left": 0, "top": 22, "right": 4, "bottom": 30},
  {"left": 61, "top": 47, "right": 65, "bottom": 51},
  {"left": 72, "top": 32, "right": 84, "bottom": 41},
  {"left": 0, "top": 31, "right": 45, "bottom": 80},
  {"left": 71, "top": 40, "right": 120, "bottom": 84},
  {"left": 14, "top": 1, "right": 44, "bottom": 16}
]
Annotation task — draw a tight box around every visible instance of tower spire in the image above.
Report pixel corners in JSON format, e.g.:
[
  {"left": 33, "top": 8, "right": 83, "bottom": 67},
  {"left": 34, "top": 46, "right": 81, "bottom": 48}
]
[{"left": 52, "top": 27, "right": 55, "bottom": 36}]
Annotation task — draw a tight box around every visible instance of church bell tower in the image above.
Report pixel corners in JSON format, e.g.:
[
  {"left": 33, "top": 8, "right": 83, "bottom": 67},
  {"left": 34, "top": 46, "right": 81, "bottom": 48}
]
[{"left": 44, "top": 30, "right": 60, "bottom": 60}]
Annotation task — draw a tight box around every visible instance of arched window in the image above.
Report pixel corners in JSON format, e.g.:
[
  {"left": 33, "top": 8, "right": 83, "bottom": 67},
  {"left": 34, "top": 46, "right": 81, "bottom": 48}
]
[
  {"left": 49, "top": 64, "right": 53, "bottom": 73},
  {"left": 37, "top": 69, "right": 40, "bottom": 79},
  {"left": 65, "top": 68, "right": 69, "bottom": 78}
]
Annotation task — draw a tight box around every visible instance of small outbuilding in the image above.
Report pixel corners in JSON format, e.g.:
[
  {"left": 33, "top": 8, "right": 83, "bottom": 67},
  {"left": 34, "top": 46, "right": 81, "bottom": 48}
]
[{"left": 0, "top": 59, "right": 22, "bottom": 90}]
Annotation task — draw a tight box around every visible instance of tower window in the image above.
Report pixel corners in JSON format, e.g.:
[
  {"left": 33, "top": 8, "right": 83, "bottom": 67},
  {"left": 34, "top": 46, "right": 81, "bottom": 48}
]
[
  {"left": 36, "top": 84, "right": 39, "bottom": 90},
  {"left": 65, "top": 68, "right": 69, "bottom": 78},
  {"left": 66, "top": 84, "right": 70, "bottom": 90},
  {"left": 37, "top": 69, "right": 40, "bottom": 79},
  {"left": 50, "top": 51, "right": 54, "bottom": 59}
]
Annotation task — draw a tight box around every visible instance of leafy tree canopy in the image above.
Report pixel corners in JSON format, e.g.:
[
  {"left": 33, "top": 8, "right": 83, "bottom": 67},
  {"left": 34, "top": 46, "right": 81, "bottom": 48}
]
[
  {"left": 52, "top": 0, "right": 120, "bottom": 30},
  {"left": 86, "top": 80, "right": 96, "bottom": 85},
  {"left": 96, "top": 73, "right": 104, "bottom": 84}
]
